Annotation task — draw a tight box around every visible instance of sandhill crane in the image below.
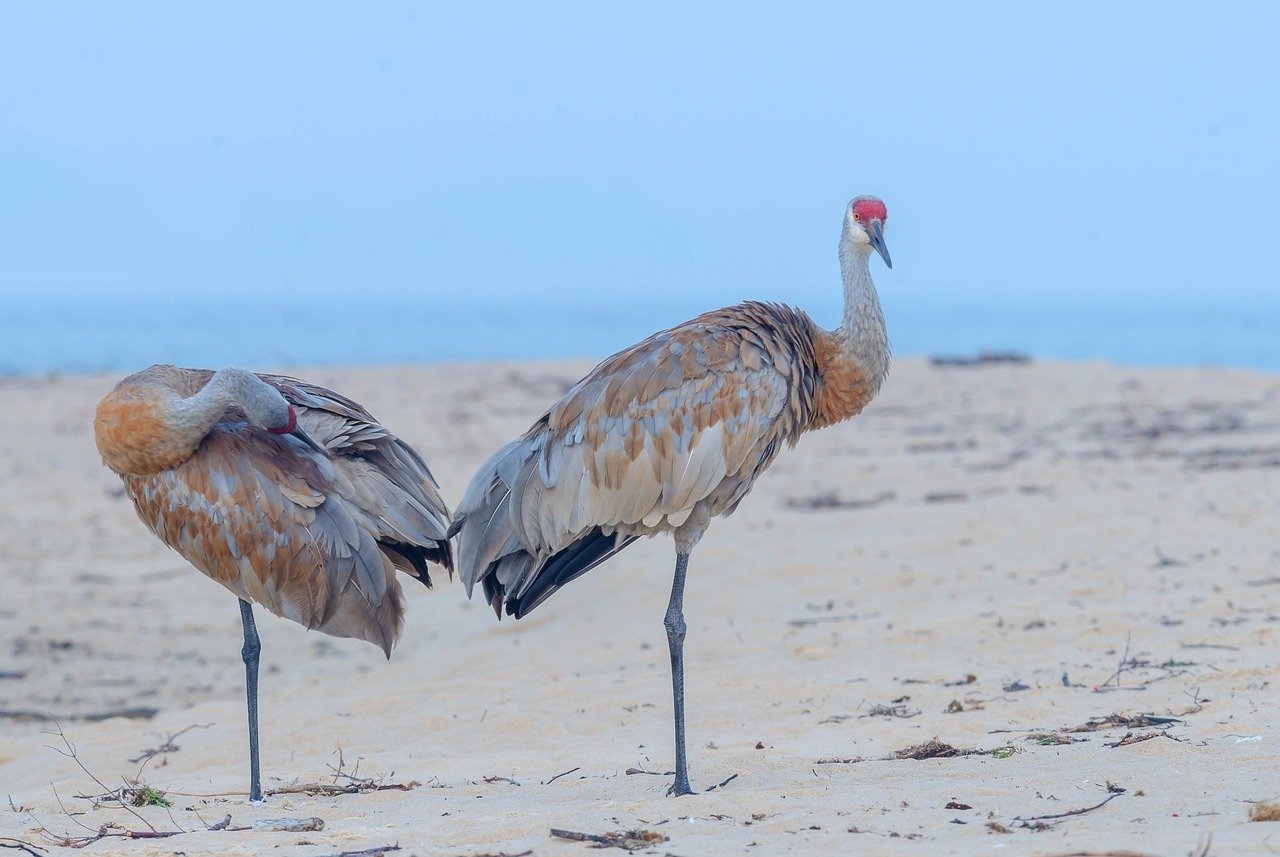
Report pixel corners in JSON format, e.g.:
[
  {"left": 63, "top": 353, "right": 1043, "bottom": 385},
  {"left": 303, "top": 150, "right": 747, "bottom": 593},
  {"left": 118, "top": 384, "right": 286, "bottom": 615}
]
[
  {"left": 94, "top": 365, "right": 452, "bottom": 802},
  {"left": 451, "top": 196, "right": 893, "bottom": 795}
]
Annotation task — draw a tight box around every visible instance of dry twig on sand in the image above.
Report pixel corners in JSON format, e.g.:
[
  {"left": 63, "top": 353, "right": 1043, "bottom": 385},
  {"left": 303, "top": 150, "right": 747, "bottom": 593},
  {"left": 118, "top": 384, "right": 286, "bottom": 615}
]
[
  {"left": 891, "top": 738, "right": 1015, "bottom": 761},
  {"left": 1104, "top": 731, "right": 1181, "bottom": 748},
  {"left": 542, "top": 766, "right": 581, "bottom": 785},
  {"left": 40, "top": 720, "right": 181, "bottom": 842},
  {"left": 19, "top": 721, "right": 247, "bottom": 849},
  {"left": 1015, "top": 792, "right": 1123, "bottom": 825},
  {"left": 550, "top": 828, "right": 668, "bottom": 851},
  {"left": 317, "top": 846, "right": 402, "bottom": 857},
  {"left": 268, "top": 746, "right": 418, "bottom": 797},
  {"left": 0, "top": 837, "right": 49, "bottom": 856},
  {"left": 1065, "top": 713, "right": 1181, "bottom": 733},
  {"left": 1096, "top": 633, "right": 1198, "bottom": 692},
  {"left": 859, "top": 700, "right": 921, "bottom": 719},
  {"left": 127, "top": 723, "right": 212, "bottom": 764}
]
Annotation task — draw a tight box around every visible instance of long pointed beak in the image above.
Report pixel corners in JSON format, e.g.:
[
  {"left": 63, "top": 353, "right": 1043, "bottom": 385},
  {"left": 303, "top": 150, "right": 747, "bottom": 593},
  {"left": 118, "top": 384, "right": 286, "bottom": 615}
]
[
  {"left": 290, "top": 426, "right": 329, "bottom": 456},
  {"left": 869, "top": 219, "right": 892, "bottom": 269}
]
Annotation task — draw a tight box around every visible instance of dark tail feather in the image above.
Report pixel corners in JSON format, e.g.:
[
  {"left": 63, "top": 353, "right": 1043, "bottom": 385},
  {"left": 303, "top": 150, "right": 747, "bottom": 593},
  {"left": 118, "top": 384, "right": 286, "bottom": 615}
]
[
  {"left": 381, "top": 538, "right": 453, "bottom": 589},
  {"left": 434, "top": 537, "right": 455, "bottom": 578},
  {"left": 507, "top": 527, "right": 639, "bottom": 619},
  {"left": 483, "top": 573, "right": 504, "bottom": 618}
]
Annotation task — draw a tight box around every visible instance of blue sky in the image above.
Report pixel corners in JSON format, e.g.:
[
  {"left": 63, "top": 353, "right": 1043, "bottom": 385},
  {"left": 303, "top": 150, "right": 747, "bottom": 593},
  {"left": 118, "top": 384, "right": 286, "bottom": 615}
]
[{"left": 2, "top": 4, "right": 1277, "bottom": 345}]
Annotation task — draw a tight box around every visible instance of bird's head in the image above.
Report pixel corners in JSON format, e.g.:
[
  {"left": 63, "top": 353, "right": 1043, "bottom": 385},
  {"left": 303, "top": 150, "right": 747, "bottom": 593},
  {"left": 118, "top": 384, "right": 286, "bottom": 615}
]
[
  {"left": 220, "top": 368, "right": 294, "bottom": 434},
  {"left": 220, "top": 368, "right": 327, "bottom": 454},
  {"left": 843, "top": 196, "right": 892, "bottom": 269}
]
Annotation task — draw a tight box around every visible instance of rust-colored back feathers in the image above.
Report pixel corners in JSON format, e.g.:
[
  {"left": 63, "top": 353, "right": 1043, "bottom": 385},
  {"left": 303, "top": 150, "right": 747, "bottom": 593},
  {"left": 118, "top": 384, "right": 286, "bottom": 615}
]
[{"left": 96, "top": 365, "right": 452, "bottom": 656}]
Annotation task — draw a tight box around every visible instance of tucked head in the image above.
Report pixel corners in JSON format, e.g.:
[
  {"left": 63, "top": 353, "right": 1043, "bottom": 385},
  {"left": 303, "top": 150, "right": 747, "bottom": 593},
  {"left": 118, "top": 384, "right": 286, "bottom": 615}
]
[
  {"left": 218, "top": 368, "right": 330, "bottom": 453},
  {"left": 843, "top": 195, "right": 892, "bottom": 269},
  {"left": 240, "top": 382, "right": 295, "bottom": 434},
  {"left": 216, "top": 367, "right": 296, "bottom": 434}
]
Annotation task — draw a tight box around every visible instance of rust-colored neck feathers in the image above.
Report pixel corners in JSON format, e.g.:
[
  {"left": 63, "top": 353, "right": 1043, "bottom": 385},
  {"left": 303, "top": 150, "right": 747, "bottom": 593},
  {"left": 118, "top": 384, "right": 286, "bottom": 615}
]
[
  {"left": 809, "top": 237, "right": 889, "bottom": 431},
  {"left": 94, "top": 365, "right": 221, "bottom": 476}
]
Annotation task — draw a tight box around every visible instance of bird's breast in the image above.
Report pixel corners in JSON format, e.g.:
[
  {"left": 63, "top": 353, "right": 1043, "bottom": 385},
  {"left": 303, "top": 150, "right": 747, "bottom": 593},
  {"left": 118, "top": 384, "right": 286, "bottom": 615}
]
[
  {"left": 94, "top": 391, "right": 198, "bottom": 476},
  {"left": 809, "top": 338, "right": 878, "bottom": 431}
]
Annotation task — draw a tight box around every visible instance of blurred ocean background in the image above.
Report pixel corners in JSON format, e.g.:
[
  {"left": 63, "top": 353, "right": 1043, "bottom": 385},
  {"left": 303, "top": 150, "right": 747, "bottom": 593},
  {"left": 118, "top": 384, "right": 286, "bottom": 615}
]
[
  {"left": 5, "top": 293, "right": 1279, "bottom": 375},
  {"left": 2, "top": 3, "right": 1277, "bottom": 375}
]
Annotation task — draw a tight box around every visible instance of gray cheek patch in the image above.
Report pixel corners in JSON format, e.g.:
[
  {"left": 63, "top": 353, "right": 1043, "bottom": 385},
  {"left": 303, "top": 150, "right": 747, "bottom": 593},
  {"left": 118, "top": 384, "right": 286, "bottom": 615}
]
[{"left": 227, "top": 370, "right": 292, "bottom": 430}]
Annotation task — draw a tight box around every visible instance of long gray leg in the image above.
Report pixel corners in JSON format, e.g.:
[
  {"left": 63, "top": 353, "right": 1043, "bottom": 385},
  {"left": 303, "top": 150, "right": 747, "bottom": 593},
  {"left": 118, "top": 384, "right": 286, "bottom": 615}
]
[
  {"left": 664, "top": 552, "right": 694, "bottom": 796},
  {"left": 238, "top": 598, "right": 264, "bottom": 804}
]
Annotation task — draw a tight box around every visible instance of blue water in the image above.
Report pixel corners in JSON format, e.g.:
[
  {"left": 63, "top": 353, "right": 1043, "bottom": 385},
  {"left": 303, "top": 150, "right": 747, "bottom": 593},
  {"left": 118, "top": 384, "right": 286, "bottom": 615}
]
[{"left": 2, "top": 293, "right": 1277, "bottom": 375}]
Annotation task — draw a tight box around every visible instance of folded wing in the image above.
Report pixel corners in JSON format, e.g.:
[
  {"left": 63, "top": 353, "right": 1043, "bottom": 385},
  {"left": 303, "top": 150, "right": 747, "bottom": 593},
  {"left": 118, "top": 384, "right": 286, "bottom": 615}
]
[
  {"left": 453, "top": 302, "right": 819, "bottom": 618},
  {"left": 126, "top": 377, "right": 452, "bottom": 656}
]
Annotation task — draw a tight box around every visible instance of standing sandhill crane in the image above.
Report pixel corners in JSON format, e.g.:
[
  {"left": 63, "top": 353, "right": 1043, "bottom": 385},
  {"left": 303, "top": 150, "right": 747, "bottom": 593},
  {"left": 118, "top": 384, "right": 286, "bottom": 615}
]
[
  {"left": 451, "top": 196, "right": 893, "bottom": 795},
  {"left": 94, "top": 365, "right": 452, "bottom": 803}
]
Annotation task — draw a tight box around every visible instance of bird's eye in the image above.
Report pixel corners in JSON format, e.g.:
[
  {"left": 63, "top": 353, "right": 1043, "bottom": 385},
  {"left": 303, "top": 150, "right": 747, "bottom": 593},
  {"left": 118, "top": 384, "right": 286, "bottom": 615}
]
[{"left": 852, "top": 211, "right": 861, "bottom": 221}]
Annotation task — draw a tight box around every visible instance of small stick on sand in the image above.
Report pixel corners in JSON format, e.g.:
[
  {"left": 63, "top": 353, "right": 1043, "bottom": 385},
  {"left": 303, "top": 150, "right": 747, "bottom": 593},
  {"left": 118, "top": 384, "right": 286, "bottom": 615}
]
[
  {"left": 543, "top": 766, "right": 580, "bottom": 785},
  {"left": 1015, "top": 791, "right": 1123, "bottom": 823}
]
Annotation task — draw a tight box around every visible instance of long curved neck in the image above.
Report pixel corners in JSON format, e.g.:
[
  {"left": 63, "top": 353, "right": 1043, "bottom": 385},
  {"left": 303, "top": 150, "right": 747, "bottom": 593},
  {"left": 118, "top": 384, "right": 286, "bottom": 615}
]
[
  {"left": 163, "top": 370, "right": 241, "bottom": 451},
  {"left": 95, "top": 366, "right": 246, "bottom": 476},
  {"left": 835, "top": 239, "right": 890, "bottom": 389}
]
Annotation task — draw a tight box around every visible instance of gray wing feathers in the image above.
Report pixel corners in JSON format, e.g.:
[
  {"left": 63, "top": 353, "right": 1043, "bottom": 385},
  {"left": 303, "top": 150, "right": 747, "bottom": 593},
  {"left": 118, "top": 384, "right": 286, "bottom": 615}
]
[
  {"left": 454, "top": 438, "right": 540, "bottom": 596},
  {"left": 453, "top": 365, "right": 793, "bottom": 604},
  {"left": 266, "top": 374, "right": 451, "bottom": 549}
]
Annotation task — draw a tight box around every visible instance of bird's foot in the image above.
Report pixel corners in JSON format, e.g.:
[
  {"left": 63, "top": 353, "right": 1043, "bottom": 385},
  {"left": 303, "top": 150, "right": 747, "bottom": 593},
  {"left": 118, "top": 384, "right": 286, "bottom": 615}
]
[{"left": 666, "top": 777, "right": 695, "bottom": 797}]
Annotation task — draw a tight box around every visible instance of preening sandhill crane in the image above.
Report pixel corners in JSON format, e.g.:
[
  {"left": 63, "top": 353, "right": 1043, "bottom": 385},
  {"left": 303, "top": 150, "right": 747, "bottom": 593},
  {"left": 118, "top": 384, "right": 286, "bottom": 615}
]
[
  {"left": 94, "top": 365, "right": 452, "bottom": 803},
  {"left": 451, "top": 196, "right": 893, "bottom": 795}
]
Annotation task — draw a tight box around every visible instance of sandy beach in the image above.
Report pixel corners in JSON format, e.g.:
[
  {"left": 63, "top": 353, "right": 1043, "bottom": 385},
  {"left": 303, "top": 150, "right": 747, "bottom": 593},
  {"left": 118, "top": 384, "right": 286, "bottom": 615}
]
[{"left": 2, "top": 356, "right": 1279, "bottom": 856}]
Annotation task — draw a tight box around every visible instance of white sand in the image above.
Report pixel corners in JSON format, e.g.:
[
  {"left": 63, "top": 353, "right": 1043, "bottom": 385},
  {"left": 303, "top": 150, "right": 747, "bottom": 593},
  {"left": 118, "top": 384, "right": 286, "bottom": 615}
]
[{"left": 2, "top": 357, "right": 1279, "bottom": 855}]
